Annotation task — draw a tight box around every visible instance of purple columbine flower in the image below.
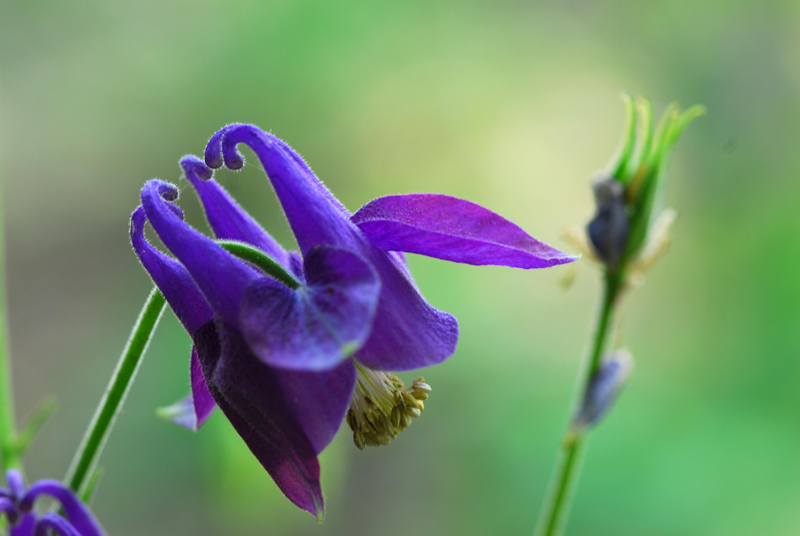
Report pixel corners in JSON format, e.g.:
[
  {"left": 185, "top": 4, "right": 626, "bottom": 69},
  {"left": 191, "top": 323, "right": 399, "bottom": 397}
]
[
  {"left": 0, "top": 470, "right": 105, "bottom": 536},
  {"left": 131, "top": 124, "right": 577, "bottom": 518}
]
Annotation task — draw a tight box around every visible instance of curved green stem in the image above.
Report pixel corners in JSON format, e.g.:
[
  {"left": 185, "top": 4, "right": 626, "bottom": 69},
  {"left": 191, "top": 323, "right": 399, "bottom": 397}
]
[
  {"left": 65, "top": 287, "right": 166, "bottom": 494},
  {"left": 217, "top": 240, "right": 300, "bottom": 290},
  {"left": 534, "top": 271, "right": 622, "bottom": 536}
]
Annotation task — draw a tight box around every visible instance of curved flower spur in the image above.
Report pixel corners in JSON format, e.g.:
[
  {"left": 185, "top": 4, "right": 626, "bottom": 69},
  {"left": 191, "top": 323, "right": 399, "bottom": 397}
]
[
  {"left": 130, "top": 124, "right": 577, "bottom": 518},
  {"left": 0, "top": 470, "right": 104, "bottom": 536}
]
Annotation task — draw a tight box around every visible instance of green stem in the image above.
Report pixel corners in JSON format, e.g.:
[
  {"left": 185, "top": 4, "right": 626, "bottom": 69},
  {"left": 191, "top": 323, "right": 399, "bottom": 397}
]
[
  {"left": 65, "top": 287, "right": 166, "bottom": 494},
  {"left": 534, "top": 271, "right": 622, "bottom": 536},
  {"left": 217, "top": 240, "right": 300, "bottom": 290},
  {"left": 0, "top": 175, "right": 20, "bottom": 472}
]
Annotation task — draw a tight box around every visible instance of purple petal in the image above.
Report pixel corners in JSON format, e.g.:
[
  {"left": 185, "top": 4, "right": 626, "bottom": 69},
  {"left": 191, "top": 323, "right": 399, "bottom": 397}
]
[
  {"left": 352, "top": 194, "right": 579, "bottom": 268},
  {"left": 34, "top": 514, "right": 82, "bottom": 536},
  {"left": 352, "top": 251, "right": 459, "bottom": 371},
  {"left": 140, "top": 180, "right": 260, "bottom": 326},
  {"left": 206, "top": 125, "right": 352, "bottom": 222},
  {"left": 190, "top": 348, "right": 216, "bottom": 426},
  {"left": 0, "top": 497, "right": 19, "bottom": 527},
  {"left": 158, "top": 348, "right": 217, "bottom": 430},
  {"left": 205, "top": 125, "right": 355, "bottom": 254},
  {"left": 5, "top": 469, "right": 25, "bottom": 498},
  {"left": 180, "top": 155, "right": 292, "bottom": 268},
  {"left": 193, "top": 322, "right": 326, "bottom": 519},
  {"left": 21, "top": 481, "right": 104, "bottom": 536},
  {"left": 130, "top": 206, "right": 213, "bottom": 334},
  {"left": 10, "top": 514, "right": 36, "bottom": 536},
  {"left": 240, "top": 246, "right": 380, "bottom": 371},
  {"left": 272, "top": 362, "right": 356, "bottom": 454},
  {"left": 287, "top": 250, "right": 306, "bottom": 281},
  {"left": 157, "top": 395, "right": 198, "bottom": 430}
]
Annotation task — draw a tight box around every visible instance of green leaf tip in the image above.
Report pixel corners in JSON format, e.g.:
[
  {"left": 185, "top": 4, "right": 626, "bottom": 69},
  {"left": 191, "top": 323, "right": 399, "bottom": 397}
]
[
  {"left": 609, "top": 93, "right": 638, "bottom": 181},
  {"left": 620, "top": 98, "right": 704, "bottom": 261}
]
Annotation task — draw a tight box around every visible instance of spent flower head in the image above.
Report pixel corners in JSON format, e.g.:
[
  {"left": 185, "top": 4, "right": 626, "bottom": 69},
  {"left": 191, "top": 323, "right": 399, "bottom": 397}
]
[
  {"left": 132, "top": 124, "right": 577, "bottom": 517},
  {"left": 567, "top": 96, "right": 704, "bottom": 283}
]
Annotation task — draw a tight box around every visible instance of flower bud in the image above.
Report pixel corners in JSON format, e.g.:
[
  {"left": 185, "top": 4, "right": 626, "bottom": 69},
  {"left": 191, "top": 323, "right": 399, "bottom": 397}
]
[
  {"left": 587, "top": 175, "right": 629, "bottom": 271},
  {"left": 566, "top": 349, "right": 633, "bottom": 444}
]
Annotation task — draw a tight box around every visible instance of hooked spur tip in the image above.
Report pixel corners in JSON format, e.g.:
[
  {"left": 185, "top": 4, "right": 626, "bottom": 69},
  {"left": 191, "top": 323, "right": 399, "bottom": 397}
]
[
  {"left": 204, "top": 125, "right": 234, "bottom": 169},
  {"left": 148, "top": 179, "right": 179, "bottom": 202},
  {"left": 205, "top": 124, "right": 248, "bottom": 170},
  {"left": 180, "top": 155, "right": 213, "bottom": 180}
]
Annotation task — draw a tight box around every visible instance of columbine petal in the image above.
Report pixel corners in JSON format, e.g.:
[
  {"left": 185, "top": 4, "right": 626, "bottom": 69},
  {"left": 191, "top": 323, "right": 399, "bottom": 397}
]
[
  {"left": 132, "top": 204, "right": 218, "bottom": 430},
  {"left": 193, "top": 321, "right": 325, "bottom": 519},
  {"left": 130, "top": 206, "right": 213, "bottom": 334},
  {"left": 0, "top": 496, "right": 15, "bottom": 514},
  {"left": 352, "top": 194, "right": 579, "bottom": 268},
  {"left": 21, "top": 481, "right": 104, "bottom": 536},
  {"left": 180, "top": 155, "right": 292, "bottom": 268},
  {"left": 5, "top": 470, "right": 24, "bottom": 498},
  {"left": 140, "top": 179, "right": 260, "bottom": 326},
  {"left": 190, "top": 348, "right": 216, "bottom": 426},
  {"left": 34, "top": 514, "right": 80, "bottom": 536},
  {"left": 157, "top": 348, "right": 217, "bottom": 430},
  {"left": 10, "top": 515, "right": 35, "bottom": 536},
  {"left": 157, "top": 395, "right": 199, "bottom": 430},
  {"left": 0, "top": 497, "right": 20, "bottom": 530},
  {"left": 352, "top": 259, "right": 459, "bottom": 371},
  {"left": 272, "top": 361, "right": 356, "bottom": 454},
  {"left": 287, "top": 250, "right": 306, "bottom": 281},
  {"left": 240, "top": 246, "right": 380, "bottom": 371}
]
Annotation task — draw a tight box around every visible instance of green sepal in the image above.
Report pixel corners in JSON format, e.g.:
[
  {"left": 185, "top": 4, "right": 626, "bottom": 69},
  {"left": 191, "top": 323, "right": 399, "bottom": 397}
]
[
  {"left": 609, "top": 94, "right": 638, "bottom": 182},
  {"left": 623, "top": 103, "right": 705, "bottom": 261},
  {"left": 627, "top": 97, "right": 653, "bottom": 182}
]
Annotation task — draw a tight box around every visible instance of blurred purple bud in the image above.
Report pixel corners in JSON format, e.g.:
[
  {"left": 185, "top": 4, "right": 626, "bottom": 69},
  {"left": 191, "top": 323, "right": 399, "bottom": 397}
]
[
  {"left": 572, "top": 349, "right": 633, "bottom": 433},
  {"left": 587, "top": 175, "right": 629, "bottom": 271}
]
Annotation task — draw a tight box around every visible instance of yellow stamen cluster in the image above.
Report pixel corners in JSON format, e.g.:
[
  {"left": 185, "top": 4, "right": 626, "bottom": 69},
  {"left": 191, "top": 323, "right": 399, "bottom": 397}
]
[{"left": 346, "top": 364, "right": 430, "bottom": 450}]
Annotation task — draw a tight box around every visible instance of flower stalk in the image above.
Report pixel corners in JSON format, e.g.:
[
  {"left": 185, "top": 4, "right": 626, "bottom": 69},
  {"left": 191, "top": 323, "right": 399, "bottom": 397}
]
[
  {"left": 0, "top": 173, "right": 20, "bottom": 473},
  {"left": 534, "top": 271, "right": 622, "bottom": 536},
  {"left": 535, "top": 96, "right": 702, "bottom": 535},
  {"left": 65, "top": 287, "right": 166, "bottom": 495}
]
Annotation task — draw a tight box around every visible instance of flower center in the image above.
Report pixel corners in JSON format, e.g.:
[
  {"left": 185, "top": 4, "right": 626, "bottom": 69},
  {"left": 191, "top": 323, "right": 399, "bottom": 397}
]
[{"left": 346, "top": 362, "right": 431, "bottom": 450}]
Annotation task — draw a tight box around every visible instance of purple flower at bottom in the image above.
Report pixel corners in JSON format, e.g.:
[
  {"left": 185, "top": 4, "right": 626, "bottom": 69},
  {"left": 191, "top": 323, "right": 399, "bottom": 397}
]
[
  {"left": 131, "top": 124, "right": 577, "bottom": 518},
  {"left": 0, "top": 470, "right": 104, "bottom": 536}
]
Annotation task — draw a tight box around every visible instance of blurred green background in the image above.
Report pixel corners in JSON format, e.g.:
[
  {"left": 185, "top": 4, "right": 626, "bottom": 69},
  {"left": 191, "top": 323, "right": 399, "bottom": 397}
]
[{"left": 1, "top": 1, "right": 798, "bottom": 535}]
